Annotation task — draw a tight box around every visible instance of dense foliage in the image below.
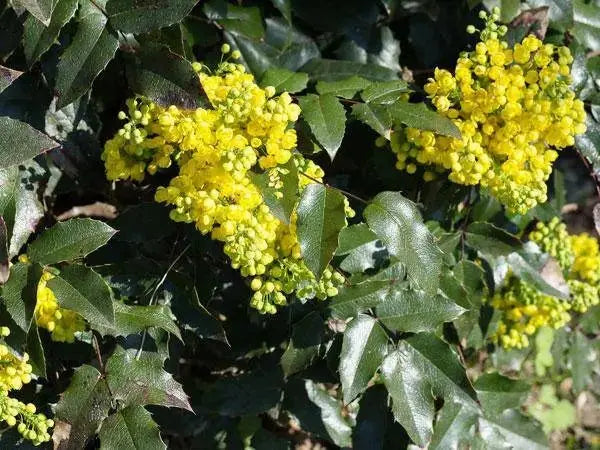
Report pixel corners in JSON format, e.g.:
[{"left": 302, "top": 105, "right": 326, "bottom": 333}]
[{"left": 0, "top": 0, "right": 600, "bottom": 448}]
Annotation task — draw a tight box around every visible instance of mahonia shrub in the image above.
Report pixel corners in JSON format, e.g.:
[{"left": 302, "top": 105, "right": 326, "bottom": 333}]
[{"left": 1, "top": 1, "right": 600, "bottom": 449}]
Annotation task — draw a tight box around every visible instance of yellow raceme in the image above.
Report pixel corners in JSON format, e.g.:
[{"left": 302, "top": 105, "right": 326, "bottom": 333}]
[
  {"left": 492, "top": 218, "right": 600, "bottom": 349},
  {"left": 102, "top": 50, "right": 351, "bottom": 313},
  {"left": 385, "top": 12, "right": 586, "bottom": 214}
]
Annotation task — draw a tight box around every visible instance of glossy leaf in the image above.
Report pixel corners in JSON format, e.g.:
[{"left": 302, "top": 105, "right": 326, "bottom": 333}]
[
  {"left": 389, "top": 102, "right": 461, "bottom": 139},
  {"left": 250, "top": 159, "right": 298, "bottom": 224},
  {"left": 106, "top": 0, "right": 198, "bottom": 34},
  {"left": 351, "top": 103, "right": 393, "bottom": 139},
  {"left": 2, "top": 262, "right": 42, "bottom": 332},
  {"left": 361, "top": 80, "right": 409, "bottom": 104},
  {"left": 260, "top": 67, "right": 308, "bottom": 93},
  {"left": 0, "top": 65, "right": 22, "bottom": 94},
  {"left": 429, "top": 401, "right": 478, "bottom": 450},
  {"left": 297, "top": 94, "right": 346, "bottom": 160},
  {"left": 296, "top": 183, "right": 347, "bottom": 278},
  {"left": 474, "top": 372, "right": 530, "bottom": 414},
  {"left": 301, "top": 58, "right": 397, "bottom": 82},
  {"left": 0, "top": 117, "right": 58, "bottom": 169},
  {"left": 478, "top": 409, "right": 548, "bottom": 450},
  {"left": 465, "top": 222, "right": 522, "bottom": 259},
  {"left": 99, "top": 406, "right": 166, "bottom": 450},
  {"left": 15, "top": 0, "right": 55, "bottom": 25},
  {"left": 96, "top": 302, "right": 181, "bottom": 339},
  {"left": 304, "top": 379, "right": 352, "bottom": 447},
  {"left": 316, "top": 76, "right": 371, "bottom": 99}
]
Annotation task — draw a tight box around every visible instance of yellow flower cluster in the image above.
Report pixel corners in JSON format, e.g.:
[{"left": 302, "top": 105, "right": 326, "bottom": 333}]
[
  {"left": 35, "top": 271, "right": 85, "bottom": 342},
  {"left": 492, "top": 218, "right": 600, "bottom": 348},
  {"left": 102, "top": 49, "right": 350, "bottom": 313},
  {"left": 0, "top": 328, "right": 53, "bottom": 445},
  {"left": 385, "top": 9, "right": 586, "bottom": 214}
]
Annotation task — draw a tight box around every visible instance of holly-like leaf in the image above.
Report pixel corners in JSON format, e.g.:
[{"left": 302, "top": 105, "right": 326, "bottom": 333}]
[
  {"left": 316, "top": 76, "right": 371, "bottom": 99},
  {"left": 304, "top": 379, "right": 352, "bottom": 447},
  {"left": 474, "top": 373, "right": 530, "bottom": 414},
  {"left": 55, "top": 0, "right": 119, "bottom": 109},
  {"left": 15, "top": 0, "right": 55, "bottom": 25},
  {"left": 465, "top": 222, "right": 522, "bottom": 260},
  {"left": 478, "top": 409, "right": 549, "bottom": 450},
  {"left": 336, "top": 223, "right": 384, "bottom": 274},
  {"left": 128, "top": 44, "right": 208, "bottom": 110},
  {"left": 106, "top": 347, "right": 192, "bottom": 411},
  {"left": 296, "top": 183, "right": 347, "bottom": 278},
  {"left": 301, "top": 58, "right": 397, "bottom": 82},
  {"left": 361, "top": 80, "right": 410, "bottom": 104},
  {"left": 351, "top": 103, "right": 393, "bottom": 139},
  {"left": 99, "top": 406, "right": 166, "bottom": 450},
  {"left": 260, "top": 67, "right": 308, "bottom": 93},
  {"left": 55, "top": 365, "right": 112, "bottom": 450},
  {"left": 429, "top": 401, "right": 478, "bottom": 450},
  {"left": 281, "top": 311, "right": 324, "bottom": 376},
  {"left": 47, "top": 264, "right": 115, "bottom": 328},
  {"left": 2, "top": 262, "right": 42, "bottom": 332},
  {"left": 27, "top": 218, "right": 116, "bottom": 265},
  {"left": 364, "top": 191, "right": 442, "bottom": 293},
  {"left": 329, "top": 279, "right": 396, "bottom": 319},
  {"left": 106, "top": 0, "right": 198, "bottom": 34},
  {"left": 23, "top": 0, "right": 78, "bottom": 66},
  {"left": 389, "top": 102, "right": 461, "bottom": 139},
  {"left": 250, "top": 159, "right": 298, "bottom": 224},
  {"left": 0, "top": 65, "right": 22, "bottom": 94},
  {"left": 96, "top": 302, "right": 181, "bottom": 339},
  {"left": 204, "top": 0, "right": 265, "bottom": 39},
  {"left": 297, "top": 94, "right": 346, "bottom": 160},
  {"left": 506, "top": 250, "right": 569, "bottom": 299},
  {"left": 376, "top": 288, "right": 466, "bottom": 333},
  {"left": 339, "top": 314, "right": 388, "bottom": 404},
  {"left": 0, "top": 117, "right": 59, "bottom": 168}
]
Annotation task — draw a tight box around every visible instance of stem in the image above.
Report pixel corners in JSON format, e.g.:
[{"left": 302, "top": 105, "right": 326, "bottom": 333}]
[
  {"left": 298, "top": 170, "right": 370, "bottom": 205},
  {"left": 92, "top": 332, "right": 105, "bottom": 374}
]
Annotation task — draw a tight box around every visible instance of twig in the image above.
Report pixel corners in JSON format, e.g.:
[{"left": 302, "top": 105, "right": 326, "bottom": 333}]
[{"left": 92, "top": 332, "right": 104, "bottom": 373}]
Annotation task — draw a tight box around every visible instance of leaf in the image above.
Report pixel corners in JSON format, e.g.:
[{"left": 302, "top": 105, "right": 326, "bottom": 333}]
[
  {"left": 352, "top": 385, "right": 389, "bottom": 450},
  {"left": 0, "top": 218, "right": 8, "bottom": 283},
  {"left": 99, "top": 406, "right": 166, "bottom": 450},
  {"left": 204, "top": 0, "right": 265, "bottom": 40},
  {"left": 506, "top": 251, "right": 569, "bottom": 299},
  {"left": 429, "top": 401, "right": 478, "bottom": 450},
  {"left": 296, "top": 183, "right": 347, "bottom": 278},
  {"left": 364, "top": 191, "right": 442, "bottom": 293},
  {"left": 570, "top": 331, "right": 594, "bottom": 393},
  {"left": 573, "top": 0, "right": 600, "bottom": 51},
  {"left": 465, "top": 222, "right": 522, "bottom": 260},
  {"left": 297, "top": 94, "right": 346, "bottom": 160},
  {"left": 0, "top": 165, "right": 44, "bottom": 257},
  {"left": 0, "top": 117, "right": 59, "bottom": 169},
  {"left": 337, "top": 223, "right": 378, "bottom": 255},
  {"left": 250, "top": 159, "right": 298, "bottom": 224},
  {"left": 55, "top": 0, "right": 119, "bottom": 109},
  {"left": 26, "top": 323, "right": 46, "bottom": 377},
  {"left": 304, "top": 379, "right": 352, "bottom": 447},
  {"left": 23, "top": 0, "right": 78, "bottom": 66},
  {"left": 14, "top": 0, "right": 55, "bottom": 26},
  {"left": 315, "top": 76, "right": 371, "bottom": 99},
  {"left": 271, "top": 0, "right": 291, "bottom": 22},
  {"left": 389, "top": 102, "right": 461, "bottom": 139},
  {"left": 351, "top": 103, "right": 393, "bottom": 139},
  {"left": 361, "top": 80, "right": 410, "bottom": 104},
  {"left": 27, "top": 218, "right": 116, "bottom": 265},
  {"left": 330, "top": 279, "right": 395, "bottom": 319},
  {"left": 474, "top": 373, "right": 530, "bottom": 414},
  {"left": 576, "top": 114, "right": 600, "bottom": 171},
  {"left": 376, "top": 288, "right": 466, "bottom": 333},
  {"left": 55, "top": 365, "right": 112, "bottom": 450},
  {"left": 96, "top": 302, "right": 181, "bottom": 339},
  {"left": 336, "top": 223, "right": 385, "bottom": 273},
  {"left": 106, "top": 347, "right": 192, "bottom": 411},
  {"left": 2, "top": 262, "right": 43, "bottom": 332},
  {"left": 260, "top": 68, "right": 308, "bottom": 93},
  {"left": 301, "top": 58, "right": 397, "bottom": 82},
  {"left": 47, "top": 264, "right": 114, "bottom": 327},
  {"left": 0, "top": 65, "right": 22, "bottom": 94},
  {"left": 281, "top": 311, "right": 324, "bottom": 376},
  {"left": 128, "top": 44, "right": 208, "bottom": 110},
  {"left": 478, "top": 409, "right": 549, "bottom": 450},
  {"left": 106, "top": 0, "right": 198, "bottom": 34},
  {"left": 339, "top": 314, "right": 388, "bottom": 404}
]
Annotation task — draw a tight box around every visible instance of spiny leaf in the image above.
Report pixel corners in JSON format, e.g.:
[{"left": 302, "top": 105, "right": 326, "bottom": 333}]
[
  {"left": 316, "top": 76, "right": 371, "bottom": 99},
  {"left": 361, "top": 80, "right": 410, "bottom": 104},
  {"left": 296, "top": 183, "right": 347, "bottom": 278},
  {"left": 465, "top": 222, "right": 522, "bottom": 260},
  {"left": 27, "top": 218, "right": 116, "bottom": 265},
  {"left": 0, "top": 65, "right": 22, "bottom": 94},
  {"left": 304, "top": 379, "right": 352, "bottom": 447},
  {"left": 351, "top": 103, "right": 393, "bottom": 139},
  {"left": 0, "top": 117, "right": 59, "bottom": 169},
  {"left": 478, "top": 409, "right": 549, "bottom": 450},
  {"left": 429, "top": 401, "right": 478, "bottom": 450},
  {"left": 106, "top": 0, "right": 198, "bottom": 34},
  {"left": 96, "top": 302, "right": 181, "bottom": 340},
  {"left": 2, "top": 262, "right": 42, "bottom": 332},
  {"left": 297, "top": 94, "right": 346, "bottom": 160},
  {"left": 260, "top": 67, "right": 308, "bottom": 93},
  {"left": 389, "top": 102, "right": 461, "bottom": 139},
  {"left": 301, "top": 58, "right": 397, "bottom": 82},
  {"left": 99, "top": 406, "right": 166, "bottom": 450},
  {"left": 15, "top": 0, "right": 55, "bottom": 25}
]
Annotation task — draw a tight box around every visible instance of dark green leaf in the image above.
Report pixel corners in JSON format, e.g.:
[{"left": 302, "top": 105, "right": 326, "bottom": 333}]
[
  {"left": 96, "top": 302, "right": 181, "bottom": 339},
  {"left": 0, "top": 117, "right": 58, "bottom": 169},
  {"left": 128, "top": 44, "right": 208, "bottom": 110},
  {"left": 14, "top": 0, "right": 55, "bottom": 25},
  {"left": 106, "top": 0, "right": 198, "bottom": 34},
  {"left": 465, "top": 222, "right": 522, "bottom": 259},
  {"left": 260, "top": 68, "right": 308, "bottom": 93},
  {"left": 26, "top": 323, "right": 46, "bottom": 377},
  {"left": 2, "top": 262, "right": 42, "bottom": 332},
  {"left": 297, "top": 94, "right": 346, "bottom": 160},
  {"left": 478, "top": 409, "right": 548, "bottom": 450},
  {"left": 336, "top": 224, "right": 378, "bottom": 255},
  {"left": 351, "top": 103, "right": 393, "bottom": 139},
  {"left": 47, "top": 264, "right": 114, "bottom": 328},
  {"left": 361, "top": 80, "right": 409, "bottom": 104},
  {"left": 0, "top": 65, "right": 22, "bottom": 94},
  {"left": 301, "top": 58, "right": 397, "bottom": 82},
  {"left": 429, "top": 401, "right": 477, "bottom": 450},
  {"left": 316, "top": 76, "right": 371, "bottom": 99},
  {"left": 304, "top": 379, "right": 352, "bottom": 447},
  {"left": 106, "top": 347, "right": 192, "bottom": 411},
  {"left": 474, "top": 373, "right": 529, "bottom": 414},
  {"left": 55, "top": 365, "right": 112, "bottom": 450},
  {"left": 364, "top": 191, "right": 442, "bottom": 293},
  {"left": 281, "top": 311, "right": 324, "bottom": 376},
  {"left": 296, "top": 183, "right": 347, "bottom": 278},
  {"left": 250, "top": 159, "right": 298, "bottom": 224},
  {"left": 204, "top": 0, "right": 265, "bottom": 39},
  {"left": 376, "top": 288, "right": 465, "bottom": 333},
  {"left": 573, "top": 0, "right": 600, "bottom": 51},
  {"left": 389, "top": 102, "right": 461, "bottom": 139},
  {"left": 330, "top": 280, "right": 394, "bottom": 318},
  {"left": 99, "top": 406, "right": 166, "bottom": 450},
  {"left": 55, "top": 0, "right": 119, "bottom": 109},
  {"left": 506, "top": 251, "right": 569, "bottom": 299},
  {"left": 23, "top": 0, "right": 78, "bottom": 66},
  {"left": 28, "top": 218, "right": 116, "bottom": 265},
  {"left": 339, "top": 314, "right": 388, "bottom": 403}
]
